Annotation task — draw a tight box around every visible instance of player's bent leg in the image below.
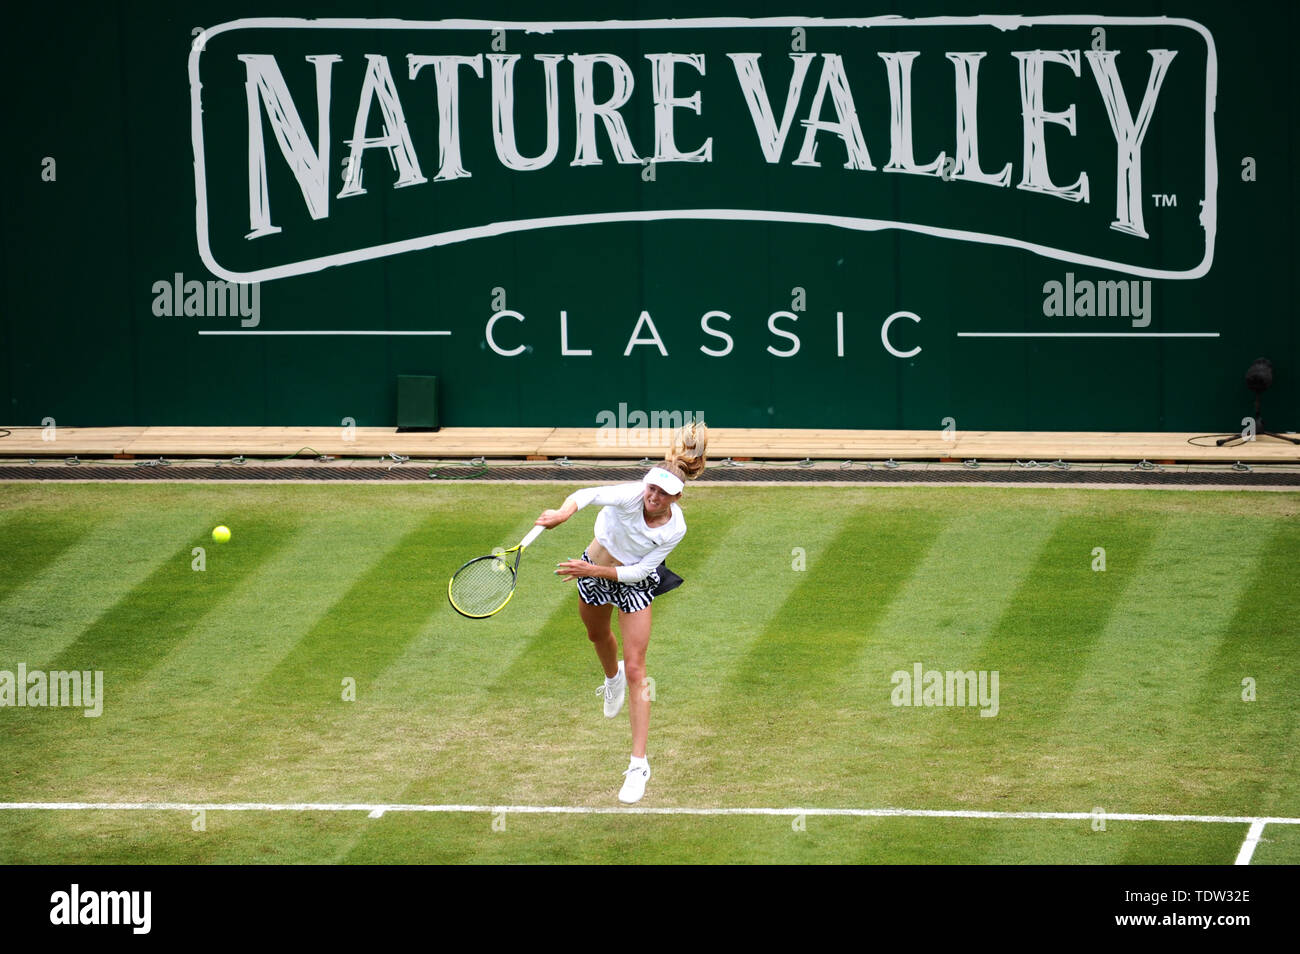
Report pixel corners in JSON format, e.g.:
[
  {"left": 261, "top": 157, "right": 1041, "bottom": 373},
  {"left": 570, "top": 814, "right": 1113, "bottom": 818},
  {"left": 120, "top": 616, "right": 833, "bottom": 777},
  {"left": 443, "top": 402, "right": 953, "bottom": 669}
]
[
  {"left": 578, "top": 596, "right": 619, "bottom": 677},
  {"left": 579, "top": 596, "right": 625, "bottom": 716}
]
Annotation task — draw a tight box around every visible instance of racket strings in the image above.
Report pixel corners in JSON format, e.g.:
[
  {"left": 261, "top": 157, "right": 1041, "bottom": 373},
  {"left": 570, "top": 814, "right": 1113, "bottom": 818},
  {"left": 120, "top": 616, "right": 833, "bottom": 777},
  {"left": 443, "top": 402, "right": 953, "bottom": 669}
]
[{"left": 450, "top": 557, "right": 516, "bottom": 616}]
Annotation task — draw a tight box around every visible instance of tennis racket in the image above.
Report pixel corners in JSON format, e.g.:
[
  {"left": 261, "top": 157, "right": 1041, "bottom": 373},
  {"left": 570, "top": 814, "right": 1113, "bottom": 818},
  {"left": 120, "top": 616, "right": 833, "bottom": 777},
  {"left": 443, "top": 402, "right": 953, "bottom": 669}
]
[{"left": 447, "top": 525, "right": 545, "bottom": 619}]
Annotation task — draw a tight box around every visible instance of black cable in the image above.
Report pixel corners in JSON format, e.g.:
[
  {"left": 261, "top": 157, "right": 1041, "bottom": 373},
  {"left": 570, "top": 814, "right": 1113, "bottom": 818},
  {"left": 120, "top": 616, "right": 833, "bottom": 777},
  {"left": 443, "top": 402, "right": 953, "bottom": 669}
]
[
  {"left": 272, "top": 447, "right": 328, "bottom": 460},
  {"left": 1187, "top": 434, "right": 1249, "bottom": 447}
]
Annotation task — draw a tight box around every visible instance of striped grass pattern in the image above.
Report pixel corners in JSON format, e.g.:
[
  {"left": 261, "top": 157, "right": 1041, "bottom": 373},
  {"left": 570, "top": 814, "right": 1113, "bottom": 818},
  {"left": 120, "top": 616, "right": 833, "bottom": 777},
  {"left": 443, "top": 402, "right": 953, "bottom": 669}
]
[{"left": 0, "top": 483, "right": 1296, "bottom": 864}]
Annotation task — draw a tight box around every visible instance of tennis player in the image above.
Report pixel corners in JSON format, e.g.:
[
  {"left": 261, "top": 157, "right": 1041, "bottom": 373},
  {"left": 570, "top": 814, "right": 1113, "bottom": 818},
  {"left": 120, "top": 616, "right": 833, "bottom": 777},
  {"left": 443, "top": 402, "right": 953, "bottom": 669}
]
[{"left": 534, "top": 422, "right": 708, "bottom": 803}]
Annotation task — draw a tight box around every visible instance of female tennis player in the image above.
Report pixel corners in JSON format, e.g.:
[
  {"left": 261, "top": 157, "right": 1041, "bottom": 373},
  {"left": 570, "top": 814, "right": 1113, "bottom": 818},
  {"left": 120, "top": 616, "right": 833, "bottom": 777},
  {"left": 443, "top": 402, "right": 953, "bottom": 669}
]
[{"left": 533, "top": 422, "right": 708, "bottom": 803}]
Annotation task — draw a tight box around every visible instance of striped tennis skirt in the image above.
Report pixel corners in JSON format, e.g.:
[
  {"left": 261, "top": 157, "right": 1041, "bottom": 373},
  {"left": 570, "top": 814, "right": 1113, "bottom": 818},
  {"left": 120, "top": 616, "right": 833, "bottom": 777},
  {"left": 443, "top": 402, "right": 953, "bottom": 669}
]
[{"left": 576, "top": 549, "right": 682, "bottom": 613}]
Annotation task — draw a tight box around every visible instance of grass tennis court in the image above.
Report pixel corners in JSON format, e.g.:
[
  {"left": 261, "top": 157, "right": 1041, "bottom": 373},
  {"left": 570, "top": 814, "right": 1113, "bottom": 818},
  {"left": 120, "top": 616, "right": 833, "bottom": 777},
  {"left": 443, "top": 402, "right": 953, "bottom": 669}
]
[{"left": 0, "top": 482, "right": 1296, "bottom": 863}]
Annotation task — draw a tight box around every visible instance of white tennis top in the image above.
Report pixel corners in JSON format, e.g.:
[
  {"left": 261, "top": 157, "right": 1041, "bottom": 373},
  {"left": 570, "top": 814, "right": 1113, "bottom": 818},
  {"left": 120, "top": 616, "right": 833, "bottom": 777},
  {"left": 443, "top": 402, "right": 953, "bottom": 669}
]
[{"left": 564, "top": 482, "right": 686, "bottom": 583}]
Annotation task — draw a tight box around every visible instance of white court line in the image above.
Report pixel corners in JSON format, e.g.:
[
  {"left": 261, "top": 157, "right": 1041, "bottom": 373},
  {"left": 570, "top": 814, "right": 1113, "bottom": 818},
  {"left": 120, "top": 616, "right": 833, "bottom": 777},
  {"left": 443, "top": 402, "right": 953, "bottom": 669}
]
[
  {"left": 1, "top": 803, "right": 1298, "bottom": 824},
  {"left": 197, "top": 330, "right": 451, "bottom": 335},
  {"left": 1234, "top": 820, "right": 1268, "bottom": 865},
  {"left": 957, "top": 332, "right": 1221, "bottom": 338}
]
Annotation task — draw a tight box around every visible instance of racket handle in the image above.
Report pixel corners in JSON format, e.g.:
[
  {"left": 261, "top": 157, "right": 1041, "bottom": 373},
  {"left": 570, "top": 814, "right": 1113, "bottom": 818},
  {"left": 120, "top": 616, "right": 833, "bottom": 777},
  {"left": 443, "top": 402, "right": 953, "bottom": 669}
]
[{"left": 520, "top": 524, "right": 546, "bottom": 548}]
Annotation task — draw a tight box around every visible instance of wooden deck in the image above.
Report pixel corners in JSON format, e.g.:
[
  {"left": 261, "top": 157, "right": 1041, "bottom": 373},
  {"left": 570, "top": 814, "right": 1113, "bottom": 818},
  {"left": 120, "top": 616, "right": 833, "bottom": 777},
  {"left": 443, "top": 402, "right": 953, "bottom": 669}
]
[{"left": 1, "top": 425, "right": 1297, "bottom": 464}]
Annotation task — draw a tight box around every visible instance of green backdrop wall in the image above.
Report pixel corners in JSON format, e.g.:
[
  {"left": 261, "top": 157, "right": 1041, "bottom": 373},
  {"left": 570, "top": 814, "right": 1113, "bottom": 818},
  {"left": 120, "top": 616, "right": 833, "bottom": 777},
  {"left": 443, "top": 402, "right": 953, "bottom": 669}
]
[{"left": 2, "top": 1, "right": 1295, "bottom": 432}]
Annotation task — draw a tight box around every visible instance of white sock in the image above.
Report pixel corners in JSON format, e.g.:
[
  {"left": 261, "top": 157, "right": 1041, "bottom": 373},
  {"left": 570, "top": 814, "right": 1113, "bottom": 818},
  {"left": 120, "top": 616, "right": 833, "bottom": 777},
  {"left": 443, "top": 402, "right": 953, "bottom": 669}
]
[
  {"left": 629, "top": 755, "right": 649, "bottom": 770},
  {"left": 607, "top": 663, "right": 624, "bottom": 684}
]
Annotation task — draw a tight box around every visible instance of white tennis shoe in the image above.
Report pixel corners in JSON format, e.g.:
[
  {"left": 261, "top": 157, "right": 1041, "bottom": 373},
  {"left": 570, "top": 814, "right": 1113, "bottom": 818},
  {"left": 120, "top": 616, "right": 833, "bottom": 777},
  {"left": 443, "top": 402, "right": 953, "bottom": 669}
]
[
  {"left": 596, "top": 661, "right": 626, "bottom": 718},
  {"left": 619, "top": 761, "right": 651, "bottom": 804}
]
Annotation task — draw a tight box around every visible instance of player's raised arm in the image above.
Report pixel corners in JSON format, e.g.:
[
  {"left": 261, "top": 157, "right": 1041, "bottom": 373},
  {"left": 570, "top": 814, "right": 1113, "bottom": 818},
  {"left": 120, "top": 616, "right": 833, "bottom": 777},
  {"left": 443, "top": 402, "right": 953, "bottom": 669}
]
[{"left": 535, "top": 501, "right": 577, "bottom": 528}]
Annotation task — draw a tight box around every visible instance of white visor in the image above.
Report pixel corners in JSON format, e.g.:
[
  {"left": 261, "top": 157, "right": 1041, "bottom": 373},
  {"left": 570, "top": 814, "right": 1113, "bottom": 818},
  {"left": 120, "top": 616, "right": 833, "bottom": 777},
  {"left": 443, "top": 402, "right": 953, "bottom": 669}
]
[{"left": 644, "top": 467, "right": 684, "bottom": 496}]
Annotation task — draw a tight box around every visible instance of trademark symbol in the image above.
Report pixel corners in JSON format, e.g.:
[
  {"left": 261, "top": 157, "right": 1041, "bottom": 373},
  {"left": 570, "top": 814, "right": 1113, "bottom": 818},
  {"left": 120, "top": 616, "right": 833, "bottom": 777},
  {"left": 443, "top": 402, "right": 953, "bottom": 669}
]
[{"left": 1150, "top": 193, "right": 1177, "bottom": 208}]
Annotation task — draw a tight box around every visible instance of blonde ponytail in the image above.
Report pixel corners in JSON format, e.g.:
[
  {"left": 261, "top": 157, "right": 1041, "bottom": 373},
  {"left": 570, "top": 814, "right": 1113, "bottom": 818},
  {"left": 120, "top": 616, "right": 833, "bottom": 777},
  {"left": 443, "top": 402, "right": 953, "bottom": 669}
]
[{"left": 660, "top": 420, "right": 709, "bottom": 482}]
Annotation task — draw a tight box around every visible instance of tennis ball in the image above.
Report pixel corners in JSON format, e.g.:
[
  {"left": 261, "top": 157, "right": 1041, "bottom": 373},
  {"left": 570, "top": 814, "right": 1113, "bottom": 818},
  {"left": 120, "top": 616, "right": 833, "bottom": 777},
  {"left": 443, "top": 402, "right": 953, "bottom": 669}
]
[{"left": 212, "top": 525, "right": 231, "bottom": 543}]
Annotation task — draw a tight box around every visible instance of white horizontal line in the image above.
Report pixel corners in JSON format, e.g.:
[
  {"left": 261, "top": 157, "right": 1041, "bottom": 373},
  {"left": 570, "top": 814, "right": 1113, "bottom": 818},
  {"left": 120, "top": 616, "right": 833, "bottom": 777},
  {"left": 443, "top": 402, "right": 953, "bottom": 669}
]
[
  {"left": 197, "top": 330, "right": 451, "bottom": 336},
  {"left": 1, "top": 802, "right": 1296, "bottom": 824},
  {"left": 958, "top": 332, "right": 1220, "bottom": 338}
]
